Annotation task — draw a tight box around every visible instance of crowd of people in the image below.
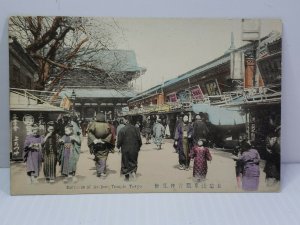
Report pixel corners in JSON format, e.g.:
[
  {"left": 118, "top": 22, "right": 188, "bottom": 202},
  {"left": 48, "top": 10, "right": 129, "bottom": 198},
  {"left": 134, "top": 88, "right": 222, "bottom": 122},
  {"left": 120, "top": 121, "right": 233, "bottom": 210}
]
[
  {"left": 22, "top": 111, "right": 280, "bottom": 191},
  {"left": 137, "top": 112, "right": 280, "bottom": 190},
  {"left": 23, "top": 116, "right": 82, "bottom": 184},
  {"left": 23, "top": 113, "right": 143, "bottom": 183}
]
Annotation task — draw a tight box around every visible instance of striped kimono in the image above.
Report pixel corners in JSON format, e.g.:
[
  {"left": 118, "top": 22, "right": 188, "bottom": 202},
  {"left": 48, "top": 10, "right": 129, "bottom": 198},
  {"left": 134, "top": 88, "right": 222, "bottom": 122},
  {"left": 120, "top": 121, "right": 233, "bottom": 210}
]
[{"left": 42, "top": 133, "right": 59, "bottom": 180}]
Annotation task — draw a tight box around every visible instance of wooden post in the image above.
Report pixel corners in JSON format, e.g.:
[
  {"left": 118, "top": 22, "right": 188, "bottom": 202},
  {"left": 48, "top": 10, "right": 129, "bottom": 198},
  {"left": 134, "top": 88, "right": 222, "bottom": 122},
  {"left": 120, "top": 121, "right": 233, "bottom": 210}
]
[{"left": 244, "top": 52, "right": 256, "bottom": 88}]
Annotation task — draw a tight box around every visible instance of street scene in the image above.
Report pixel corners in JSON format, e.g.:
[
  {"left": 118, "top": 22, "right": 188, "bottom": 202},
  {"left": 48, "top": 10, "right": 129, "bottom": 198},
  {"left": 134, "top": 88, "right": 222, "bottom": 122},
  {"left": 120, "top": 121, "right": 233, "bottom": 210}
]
[
  {"left": 11, "top": 136, "right": 279, "bottom": 194},
  {"left": 9, "top": 17, "right": 281, "bottom": 194}
]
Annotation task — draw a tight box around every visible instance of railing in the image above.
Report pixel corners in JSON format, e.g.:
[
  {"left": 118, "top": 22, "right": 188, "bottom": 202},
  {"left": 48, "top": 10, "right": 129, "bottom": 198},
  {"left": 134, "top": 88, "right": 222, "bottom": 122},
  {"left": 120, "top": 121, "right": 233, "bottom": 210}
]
[
  {"left": 242, "top": 86, "right": 281, "bottom": 104},
  {"left": 123, "top": 86, "right": 281, "bottom": 115},
  {"left": 10, "top": 88, "right": 65, "bottom": 107}
]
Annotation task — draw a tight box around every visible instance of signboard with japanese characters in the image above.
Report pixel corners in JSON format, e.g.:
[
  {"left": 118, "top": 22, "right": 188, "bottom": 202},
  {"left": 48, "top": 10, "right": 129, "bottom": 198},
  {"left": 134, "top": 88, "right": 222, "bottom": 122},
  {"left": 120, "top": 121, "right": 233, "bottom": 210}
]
[
  {"left": 190, "top": 85, "right": 204, "bottom": 100},
  {"left": 167, "top": 92, "right": 178, "bottom": 103}
]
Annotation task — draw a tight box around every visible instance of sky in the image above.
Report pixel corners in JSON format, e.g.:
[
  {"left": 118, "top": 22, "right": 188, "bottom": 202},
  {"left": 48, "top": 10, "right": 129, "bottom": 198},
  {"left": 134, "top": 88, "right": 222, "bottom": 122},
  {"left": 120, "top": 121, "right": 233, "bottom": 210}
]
[{"left": 103, "top": 18, "right": 282, "bottom": 92}]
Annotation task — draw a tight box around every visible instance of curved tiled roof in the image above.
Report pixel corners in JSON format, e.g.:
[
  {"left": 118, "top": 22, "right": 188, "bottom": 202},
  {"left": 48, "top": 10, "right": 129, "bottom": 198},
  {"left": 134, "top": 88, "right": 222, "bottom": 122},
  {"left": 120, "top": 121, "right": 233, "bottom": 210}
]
[
  {"left": 129, "top": 53, "right": 231, "bottom": 102},
  {"left": 60, "top": 88, "right": 137, "bottom": 99}
]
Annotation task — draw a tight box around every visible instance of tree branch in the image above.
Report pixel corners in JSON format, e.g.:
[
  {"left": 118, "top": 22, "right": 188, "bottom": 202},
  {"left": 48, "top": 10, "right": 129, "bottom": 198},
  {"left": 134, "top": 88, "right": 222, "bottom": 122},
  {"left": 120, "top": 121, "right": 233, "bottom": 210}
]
[
  {"left": 65, "top": 37, "right": 88, "bottom": 61},
  {"left": 46, "top": 26, "right": 74, "bottom": 60},
  {"left": 26, "top": 16, "right": 63, "bottom": 53},
  {"left": 32, "top": 54, "right": 72, "bottom": 69}
]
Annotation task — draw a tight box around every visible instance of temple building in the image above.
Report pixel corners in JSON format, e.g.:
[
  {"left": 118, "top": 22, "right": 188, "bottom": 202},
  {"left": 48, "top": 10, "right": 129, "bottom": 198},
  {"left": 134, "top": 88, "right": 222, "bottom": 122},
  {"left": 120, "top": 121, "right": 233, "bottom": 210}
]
[
  {"left": 9, "top": 37, "right": 38, "bottom": 90},
  {"left": 56, "top": 49, "right": 146, "bottom": 120},
  {"left": 127, "top": 34, "right": 253, "bottom": 110},
  {"left": 126, "top": 32, "right": 282, "bottom": 151}
]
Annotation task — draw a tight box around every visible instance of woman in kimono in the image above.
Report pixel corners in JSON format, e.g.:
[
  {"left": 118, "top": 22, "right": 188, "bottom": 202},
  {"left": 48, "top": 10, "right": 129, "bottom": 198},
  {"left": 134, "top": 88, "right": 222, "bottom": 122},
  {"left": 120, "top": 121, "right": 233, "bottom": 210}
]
[
  {"left": 236, "top": 141, "right": 261, "bottom": 191},
  {"left": 143, "top": 117, "right": 152, "bottom": 144},
  {"left": 189, "top": 139, "right": 212, "bottom": 181},
  {"left": 152, "top": 119, "right": 165, "bottom": 150},
  {"left": 42, "top": 122, "right": 59, "bottom": 183},
  {"left": 58, "top": 124, "right": 81, "bottom": 183},
  {"left": 87, "top": 113, "right": 112, "bottom": 178},
  {"left": 23, "top": 124, "right": 43, "bottom": 184}
]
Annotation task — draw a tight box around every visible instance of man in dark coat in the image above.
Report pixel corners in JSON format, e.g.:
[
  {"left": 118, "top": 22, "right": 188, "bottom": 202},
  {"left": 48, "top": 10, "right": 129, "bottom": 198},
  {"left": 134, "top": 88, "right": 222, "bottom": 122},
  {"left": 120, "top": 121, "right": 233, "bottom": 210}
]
[
  {"left": 192, "top": 114, "right": 209, "bottom": 145},
  {"left": 264, "top": 132, "right": 280, "bottom": 186},
  {"left": 117, "top": 116, "right": 142, "bottom": 181},
  {"left": 174, "top": 115, "right": 193, "bottom": 170}
]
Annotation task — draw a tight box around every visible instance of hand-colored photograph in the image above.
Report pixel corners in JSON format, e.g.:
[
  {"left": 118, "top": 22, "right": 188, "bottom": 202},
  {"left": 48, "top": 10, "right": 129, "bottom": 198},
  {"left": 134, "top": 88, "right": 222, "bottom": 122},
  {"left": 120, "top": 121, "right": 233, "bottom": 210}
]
[{"left": 9, "top": 17, "right": 281, "bottom": 195}]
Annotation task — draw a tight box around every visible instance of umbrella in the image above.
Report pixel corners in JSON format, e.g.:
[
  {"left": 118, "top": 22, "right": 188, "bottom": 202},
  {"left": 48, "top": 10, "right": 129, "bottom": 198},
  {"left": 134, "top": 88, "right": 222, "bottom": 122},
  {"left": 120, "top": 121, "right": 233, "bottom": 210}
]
[{"left": 192, "top": 103, "right": 245, "bottom": 125}]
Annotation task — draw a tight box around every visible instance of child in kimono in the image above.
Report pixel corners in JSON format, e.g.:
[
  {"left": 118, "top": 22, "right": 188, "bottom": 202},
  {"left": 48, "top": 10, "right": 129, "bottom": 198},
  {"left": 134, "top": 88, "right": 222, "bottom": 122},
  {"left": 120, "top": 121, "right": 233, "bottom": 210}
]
[
  {"left": 23, "top": 124, "right": 43, "bottom": 184},
  {"left": 42, "top": 122, "right": 59, "bottom": 183},
  {"left": 59, "top": 123, "right": 81, "bottom": 183},
  {"left": 189, "top": 139, "right": 212, "bottom": 182}
]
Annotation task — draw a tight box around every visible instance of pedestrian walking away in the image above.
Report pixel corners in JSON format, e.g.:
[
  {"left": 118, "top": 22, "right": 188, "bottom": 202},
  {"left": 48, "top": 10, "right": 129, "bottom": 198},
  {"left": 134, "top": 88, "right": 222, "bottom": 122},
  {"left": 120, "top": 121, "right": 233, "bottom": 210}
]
[
  {"left": 234, "top": 141, "right": 260, "bottom": 191},
  {"left": 152, "top": 118, "right": 165, "bottom": 150},
  {"left": 117, "top": 116, "right": 142, "bottom": 181},
  {"left": 143, "top": 116, "right": 152, "bottom": 144},
  {"left": 87, "top": 113, "right": 112, "bottom": 178}
]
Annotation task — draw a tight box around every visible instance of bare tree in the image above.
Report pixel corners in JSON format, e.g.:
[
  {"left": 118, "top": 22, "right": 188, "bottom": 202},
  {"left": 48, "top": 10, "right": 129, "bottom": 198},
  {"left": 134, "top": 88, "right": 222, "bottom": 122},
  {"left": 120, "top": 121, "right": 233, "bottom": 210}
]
[{"left": 9, "top": 16, "right": 117, "bottom": 90}]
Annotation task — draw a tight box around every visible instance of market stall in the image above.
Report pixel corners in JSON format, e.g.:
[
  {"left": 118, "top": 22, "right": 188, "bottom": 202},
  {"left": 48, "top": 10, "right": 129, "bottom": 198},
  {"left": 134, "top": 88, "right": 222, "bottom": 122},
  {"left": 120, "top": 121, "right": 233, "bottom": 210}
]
[{"left": 10, "top": 90, "right": 68, "bottom": 160}]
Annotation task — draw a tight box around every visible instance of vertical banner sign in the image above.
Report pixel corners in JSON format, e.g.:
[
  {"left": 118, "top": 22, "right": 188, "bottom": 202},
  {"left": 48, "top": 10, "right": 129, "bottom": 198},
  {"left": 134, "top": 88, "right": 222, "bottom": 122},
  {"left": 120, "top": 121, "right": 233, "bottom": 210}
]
[
  {"left": 11, "top": 114, "right": 27, "bottom": 160},
  {"left": 190, "top": 85, "right": 204, "bottom": 100},
  {"left": 250, "top": 114, "right": 256, "bottom": 142}
]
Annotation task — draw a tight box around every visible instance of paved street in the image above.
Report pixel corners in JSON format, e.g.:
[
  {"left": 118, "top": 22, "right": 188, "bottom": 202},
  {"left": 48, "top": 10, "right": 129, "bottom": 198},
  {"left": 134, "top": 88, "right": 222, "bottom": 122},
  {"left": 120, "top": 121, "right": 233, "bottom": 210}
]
[{"left": 11, "top": 136, "right": 279, "bottom": 195}]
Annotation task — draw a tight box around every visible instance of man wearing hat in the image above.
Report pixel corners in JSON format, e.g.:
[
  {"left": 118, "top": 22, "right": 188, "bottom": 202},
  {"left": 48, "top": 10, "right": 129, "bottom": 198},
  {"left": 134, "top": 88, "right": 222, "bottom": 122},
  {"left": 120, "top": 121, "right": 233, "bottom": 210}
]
[
  {"left": 152, "top": 118, "right": 165, "bottom": 150},
  {"left": 87, "top": 112, "right": 112, "bottom": 178}
]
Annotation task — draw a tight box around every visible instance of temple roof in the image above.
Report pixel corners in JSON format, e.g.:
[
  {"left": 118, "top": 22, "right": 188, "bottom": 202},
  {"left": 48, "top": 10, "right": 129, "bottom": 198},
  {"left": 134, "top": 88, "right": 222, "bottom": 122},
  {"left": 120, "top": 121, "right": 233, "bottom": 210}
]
[
  {"left": 53, "top": 49, "right": 146, "bottom": 88},
  {"left": 89, "top": 49, "right": 146, "bottom": 73},
  {"left": 129, "top": 53, "right": 232, "bottom": 102},
  {"left": 60, "top": 88, "right": 137, "bottom": 99}
]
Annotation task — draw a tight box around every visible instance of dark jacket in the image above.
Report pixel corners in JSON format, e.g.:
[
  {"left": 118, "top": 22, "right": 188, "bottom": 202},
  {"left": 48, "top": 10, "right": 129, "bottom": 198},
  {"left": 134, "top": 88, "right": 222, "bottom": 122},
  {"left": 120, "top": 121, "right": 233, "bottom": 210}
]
[{"left": 117, "top": 124, "right": 142, "bottom": 152}]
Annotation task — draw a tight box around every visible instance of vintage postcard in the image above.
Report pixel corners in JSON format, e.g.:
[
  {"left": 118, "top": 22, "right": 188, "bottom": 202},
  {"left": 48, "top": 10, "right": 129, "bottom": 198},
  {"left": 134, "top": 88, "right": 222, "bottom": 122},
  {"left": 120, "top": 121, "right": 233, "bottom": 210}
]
[{"left": 9, "top": 17, "right": 281, "bottom": 195}]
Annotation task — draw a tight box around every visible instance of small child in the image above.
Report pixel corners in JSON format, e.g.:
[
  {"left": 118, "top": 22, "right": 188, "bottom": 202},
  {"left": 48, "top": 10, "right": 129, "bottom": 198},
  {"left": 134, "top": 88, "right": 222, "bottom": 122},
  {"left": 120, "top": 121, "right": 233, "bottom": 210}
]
[
  {"left": 189, "top": 139, "right": 212, "bottom": 182},
  {"left": 58, "top": 124, "right": 81, "bottom": 183},
  {"left": 42, "top": 122, "right": 59, "bottom": 183},
  {"left": 23, "top": 124, "right": 43, "bottom": 184}
]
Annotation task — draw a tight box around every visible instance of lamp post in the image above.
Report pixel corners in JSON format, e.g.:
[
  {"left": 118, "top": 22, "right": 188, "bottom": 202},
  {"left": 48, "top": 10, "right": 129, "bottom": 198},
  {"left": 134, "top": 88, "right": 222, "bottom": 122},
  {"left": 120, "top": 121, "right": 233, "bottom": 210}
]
[{"left": 71, "top": 89, "right": 76, "bottom": 116}]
